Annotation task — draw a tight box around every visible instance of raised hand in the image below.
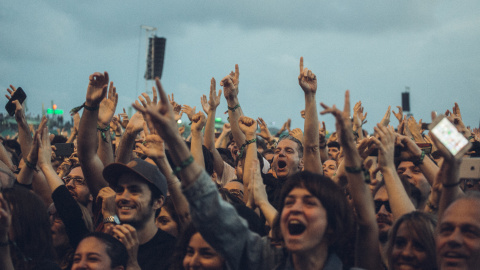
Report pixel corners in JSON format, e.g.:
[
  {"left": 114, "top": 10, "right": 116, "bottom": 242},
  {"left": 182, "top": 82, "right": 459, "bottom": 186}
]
[
  {"left": 289, "top": 128, "right": 303, "bottom": 143},
  {"left": 220, "top": 64, "right": 239, "bottom": 100},
  {"left": 208, "top": 78, "right": 222, "bottom": 110},
  {"left": 256, "top": 117, "right": 272, "bottom": 140},
  {"left": 118, "top": 109, "right": 129, "bottom": 128},
  {"left": 298, "top": 57, "right": 317, "bottom": 94},
  {"left": 319, "top": 121, "right": 326, "bottom": 142},
  {"left": 238, "top": 116, "right": 257, "bottom": 137},
  {"left": 126, "top": 111, "right": 145, "bottom": 134},
  {"left": 191, "top": 112, "right": 206, "bottom": 132},
  {"left": 37, "top": 118, "right": 53, "bottom": 168},
  {"left": 98, "top": 81, "right": 118, "bottom": 127},
  {"left": 392, "top": 106, "right": 403, "bottom": 123},
  {"left": 6, "top": 85, "right": 25, "bottom": 118},
  {"left": 320, "top": 90, "right": 353, "bottom": 146},
  {"left": 407, "top": 116, "right": 425, "bottom": 142},
  {"left": 300, "top": 110, "right": 305, "bottom": 119},
  {"left": 371, "top": 124, "right": 397, "bottom": 169},
  {"left": 379, "top": 105, "right": 391, "bottom": 127},
  {"left": 135, "top": 123, "right": 166, "bottom": 160},
  {"left": 132, "top": 78, "right": 179, "bottom": 141},
  {"left": 452, "top": 102, "right": 462, "bottom": 120},
  {"left": 112, "top": 224, "right": 140, "bottom": 269},
  {"left": 181, "top": 105, "right": 196, "bottom": 122},
  {"left": 86, "top": 72, "right": 109, "bottom": 106}
]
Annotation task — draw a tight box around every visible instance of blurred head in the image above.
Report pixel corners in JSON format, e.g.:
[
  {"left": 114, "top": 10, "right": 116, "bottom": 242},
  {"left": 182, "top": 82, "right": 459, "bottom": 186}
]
[
  {"left": 436, "top": 193, "right": 480, "bottom": 270},
  {"left": 3, "top": 187, "right": 56, "bottom": 267},
  {"left": 387, "top": 211, "right": 437, "bottom": 270},
  {"left": 172, "top": 223, "right": 225, "bottom": 270},
  {"left": 155, "top": 197, "right": 180, "bottom": 237},
  {"left": 72, "top": 232, "right": 128, "bottom": 270},
  {"left": 397, "top": 161, "right": 430, "bottom": 201},
  {"left": 327, "top": 141, "right": 340, "bottom": 161},
  {"left": 273, "top": 136, "right": 304, "bottom": 179},
  {"left": 272, "top": 171, "right": 353, "bottom": 255}
]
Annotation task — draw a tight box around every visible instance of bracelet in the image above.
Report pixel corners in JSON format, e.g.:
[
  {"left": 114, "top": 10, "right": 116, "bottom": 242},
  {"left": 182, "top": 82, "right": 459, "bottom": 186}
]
[
  {"left": 238, "top": 138, "right": 257, "bottom": 159},
  {"left": 24, "top": 158, "right": 38, "bottom": 172},
  {"left": 412, "top": 150, "right": 425, "bottom": 167},
  {"left": 97, "top": 124, "right": 111, "bottom": 143},
  {"left": 345, "top": 165, "right": 363, "bottom": 174},
  {"left": 225, "top": 104, "right": 240, "bottom": 114},
  {"left": 442, "top": 180, "right": 462, "bottom": 188},
  {"left": 173, "top": 156, "right": 194, "bottom": 175},
  {"left": 84, "top": 103, "right": 99, "bottom": 111},
  {"left": 468, "top": 135, "right": 475, "bottom": 140}
]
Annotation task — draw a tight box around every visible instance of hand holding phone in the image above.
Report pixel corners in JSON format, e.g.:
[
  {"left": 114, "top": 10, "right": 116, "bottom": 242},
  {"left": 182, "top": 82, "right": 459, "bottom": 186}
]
[
  {"left": 429, "top": 115, "right": 471, "bottom": 159},
  {"left": 5, "top": 86, "right": 27, "bottom": 116}
]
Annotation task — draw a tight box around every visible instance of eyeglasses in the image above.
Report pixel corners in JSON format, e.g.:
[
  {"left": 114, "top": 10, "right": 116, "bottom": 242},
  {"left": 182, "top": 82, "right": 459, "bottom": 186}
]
[
  {"left": 63, "top": 176, "right": 85, "bottom": 187},
  {"left": 374, "top": 200, "right": 391, "bottom": 213}
]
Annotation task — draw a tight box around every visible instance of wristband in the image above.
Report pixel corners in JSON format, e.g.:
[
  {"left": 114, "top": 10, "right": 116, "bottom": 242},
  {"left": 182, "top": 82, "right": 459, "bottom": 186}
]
[
  {"left": 224, "top": 104, "right": 240, "bottom": 114},
  {"left": 442, "top": 180, "right": 462, "bottom": 188},
  {"left": 24, "top": 158, "right": 38, "bottom": 172},
  {"left": 412, "top": 150, "right": 425, "bottom": 167},
  {"left": 70, "top": 102, "right": 99, "bottom": 115},
  {"left": 173, "top": 156, "right": 194, "bottom": 175},
  {"left": 345, "top": 165, "right": 363, "bottom": 174},
  {"left": 238, "top": 138, "right": 257, "bottom": 159},
  {"left": 97, "top": 124, "right": 111, "bottom": 143},
  {"left": 468, "top": 135, "right": 475, "bottom": 140}
]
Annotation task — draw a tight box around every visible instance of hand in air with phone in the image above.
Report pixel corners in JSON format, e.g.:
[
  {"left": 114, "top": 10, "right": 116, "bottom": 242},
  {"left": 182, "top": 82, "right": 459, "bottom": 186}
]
[{"left": 5, "top": 85, "right": 27, "bottom": 117}]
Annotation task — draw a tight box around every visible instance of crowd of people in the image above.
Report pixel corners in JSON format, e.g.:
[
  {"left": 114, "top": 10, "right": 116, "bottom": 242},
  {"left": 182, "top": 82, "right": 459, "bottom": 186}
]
[{"left": 1, "top": 57, "right": 480, "bottom": 270}]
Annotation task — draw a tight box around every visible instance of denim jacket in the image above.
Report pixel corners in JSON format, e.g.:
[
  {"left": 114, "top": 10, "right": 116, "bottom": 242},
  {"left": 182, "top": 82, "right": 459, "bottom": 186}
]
[{"left": 183, "top": 171, "right": 364, "bottom": 270}]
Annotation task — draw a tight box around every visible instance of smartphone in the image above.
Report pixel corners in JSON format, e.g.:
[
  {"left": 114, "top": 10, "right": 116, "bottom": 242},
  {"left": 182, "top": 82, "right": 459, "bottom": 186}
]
[
  {"left": 54, "top": 143, "right": 75, "bottom": 157},
  {"left": 459, "top": 158, "right": 480, "bottom": 179},
  {"left": 429, "top": 115, "right": 471, "bottom": 157},
  {"left": 5, "top": 87, "right": 27, "bottom": 116}
]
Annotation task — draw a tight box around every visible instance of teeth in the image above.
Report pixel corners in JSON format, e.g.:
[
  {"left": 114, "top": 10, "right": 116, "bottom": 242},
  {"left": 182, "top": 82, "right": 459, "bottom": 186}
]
[
  {"left": 444, "top": 252, "right": 462, "bottom": 258},
  {"left": 289, "top": 220, "right": 301, "bottom": 225},
  {"left": 121, "top": 206, "right": 134, "bottom": 210}
]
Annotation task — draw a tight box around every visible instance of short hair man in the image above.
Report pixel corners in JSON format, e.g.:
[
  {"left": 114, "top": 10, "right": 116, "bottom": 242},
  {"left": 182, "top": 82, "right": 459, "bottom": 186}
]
[
  {"left": 64, "top": 165, "right": 93, "bottom": 208},
  {"left": 103, "top": 158, "right": 175, "bottom": 270},
  {"left": 436, "top": 193, "right": 480, "bottom": 270},
  {"left": 327, "top": 141, "right": 341, "bottom": 162}
]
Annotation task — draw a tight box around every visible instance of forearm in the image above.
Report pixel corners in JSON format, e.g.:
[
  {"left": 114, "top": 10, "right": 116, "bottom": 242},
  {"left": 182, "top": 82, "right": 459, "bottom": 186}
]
[
  {"left": 242, "top": 133, "right": 257, "bottom": 204},
  {"left": 16, "top": 113, "right": 33, "bottom": 158},
  {"left": 97, "top": 130, "right": 114, "bottom": 166},
  {"left": 66, "top": 129, "right": 77, "bottom": 144},
  {"left": 215, "top": 132, "right": 227, "bottom": 149},
  {"left": 226, "top": 98, "right": 246, "bottom": 147},
  {"left": 438, "top": 161, "right": 464, "bottom": 219},
  {"left": 39, "top": 163, "right": 65, "bottom": 192},
  {"left": 257, "top": 200, "right": 278, "bottom": 227},
  {"left": 31, "top": 172, "right": 53, "bottom": 205},
  {"left": 418, "top": 156, "right": 439, "bottom": 186},
  {"left": 115, "top": 130, "right": 137, "bottom": 164},
  {"left": 303, "top": 93, "right": 322, "bottom": 173},
  {"left": 77, "top": 109, "right": 100, "bottom": 162},
  {"left": 381, "top": 166, "right": 415, "bottom": 219},
  {"left": 204, "top": 109, "right": 217, "bottom": 151},
  {"left": 191, "top": 130, "right": 205, "bottom": 169},
  {"left": 0, "top": 144, "right": 14, "bottom": 172},
  {"left": 154, "top": 157, "right": 190, "bottom": 226}
]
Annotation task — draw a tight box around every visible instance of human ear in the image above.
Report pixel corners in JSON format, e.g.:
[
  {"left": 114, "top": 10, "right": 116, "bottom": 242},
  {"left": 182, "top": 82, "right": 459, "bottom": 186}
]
[{"left": 153, "top": 195, "right": 164, "bottom": 210}]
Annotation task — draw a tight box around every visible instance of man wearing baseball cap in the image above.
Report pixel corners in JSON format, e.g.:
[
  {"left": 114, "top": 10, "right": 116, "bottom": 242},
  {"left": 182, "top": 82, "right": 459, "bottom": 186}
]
[{"left": 103, "top": 158, "right": 175, "bottom": 270}]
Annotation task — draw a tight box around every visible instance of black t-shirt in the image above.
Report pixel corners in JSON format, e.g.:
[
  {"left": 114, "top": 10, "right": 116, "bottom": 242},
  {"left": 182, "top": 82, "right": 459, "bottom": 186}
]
[
  {"left": 263, "top": 173, "right": 286, "bottom": 210},
  {"left": 138, "top": 229, "right": 176, "bottom": 270}
]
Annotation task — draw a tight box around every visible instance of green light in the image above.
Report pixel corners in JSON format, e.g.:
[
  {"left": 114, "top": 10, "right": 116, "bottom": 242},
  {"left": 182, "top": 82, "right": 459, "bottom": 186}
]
[
  {"left": 215, "top": 118, "right": 222, "bottom": 122},
  {"left": 46, "top": 108, "right": 53, "bottom": 114},
  {"left": 54, "top": 109, "right": 63, "bottom": 115}
]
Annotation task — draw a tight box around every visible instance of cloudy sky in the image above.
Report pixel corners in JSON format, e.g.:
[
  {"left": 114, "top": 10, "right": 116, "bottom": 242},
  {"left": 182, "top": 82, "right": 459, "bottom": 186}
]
[{"left": 1, "top": 0, "right": 479, "bottom": 133}]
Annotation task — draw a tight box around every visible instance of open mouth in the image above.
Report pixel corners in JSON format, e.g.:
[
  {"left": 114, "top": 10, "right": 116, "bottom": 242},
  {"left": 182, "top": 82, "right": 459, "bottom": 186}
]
[
  {"left": 278, "top": 160, "right": 287, "bottom": 169},
  {"left": 288, "top": 220, "right": 306, "bottom": 235}
]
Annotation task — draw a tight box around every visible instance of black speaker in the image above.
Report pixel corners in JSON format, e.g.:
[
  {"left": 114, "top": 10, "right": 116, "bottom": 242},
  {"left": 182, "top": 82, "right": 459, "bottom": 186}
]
[
  {"left": 402, "top": 92, "right": 410, "bottom": 112},
  {"left": 145, "top": 36, "right": 166, "bottom": 80}
]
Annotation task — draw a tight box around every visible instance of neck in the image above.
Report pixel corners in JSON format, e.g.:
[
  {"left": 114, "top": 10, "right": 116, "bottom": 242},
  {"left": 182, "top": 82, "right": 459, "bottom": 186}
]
[
  {"left": 291, "top": 243, "right": 329, "bottom": 270},
  {"left": 136, "top": 217, "right": 158, "bottom": 245}
]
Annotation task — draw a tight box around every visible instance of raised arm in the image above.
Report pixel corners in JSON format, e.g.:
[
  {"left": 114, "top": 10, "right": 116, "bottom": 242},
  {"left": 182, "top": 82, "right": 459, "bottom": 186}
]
[
  {"left": 115, "top": 111, "right": 144, "bottom": 164},
  {"left": 6, "top": 85, "right": 33, "bottom": 159},
  {"left": 372, "top": 124, "right": 415, "bottom": 220},
  {"left": 190, "top": 112, "right": 206, "bottom": 169},
  {"left": 221, "top": 64, "right": 246, "bottom": 151},
  {"left": 77, "top": 72, "right": 110, "bottom": 198},
  {"left": 298, "top": 57, "right": 322, "bottom": 174},
  {"left": 238, "top": 116, "right": 258, "bottom": 205},
  {"left": 203, "top": 78, "right": 227, "bottom": 179},
  {"left": 320, "top": 90, "right": 381, "bottom": 270},
  {"left": 97, "top": 82, "right": 118, "bottom": 166}
]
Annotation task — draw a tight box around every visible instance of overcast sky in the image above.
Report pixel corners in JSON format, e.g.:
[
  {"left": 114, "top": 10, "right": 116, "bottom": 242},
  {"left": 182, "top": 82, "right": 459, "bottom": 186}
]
[{"left": 1, "top": 0, "right": 479, "bottom": 133}]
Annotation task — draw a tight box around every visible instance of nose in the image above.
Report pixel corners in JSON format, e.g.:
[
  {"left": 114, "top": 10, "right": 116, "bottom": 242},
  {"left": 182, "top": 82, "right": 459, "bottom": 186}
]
[
  {"left": 378, "top": 205, "right": 389, "bottom": 215},
  {"left": 400, "top": 242, "right": 414, "bottom": 259},
  {"left": 73, "top": 258, "right": 87, "bottom": 270},
  {"left": 403, "top": 169, "right": 413, "bottom": 178},
  {"left": 65, "top": 180, "right": 75, "bottom": 189},
  {"left": 190, "top": 252, "right": 200, "bottom": 267},
  {"left": 446, "top": 228, "right": 463, "bottom": 248}
]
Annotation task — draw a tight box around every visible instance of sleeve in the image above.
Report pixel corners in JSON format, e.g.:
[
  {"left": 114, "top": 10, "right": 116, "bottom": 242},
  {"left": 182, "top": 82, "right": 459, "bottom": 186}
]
[
  {"left": 183, "top": 171, "right": 274, "bottom": 270},
  {"left": 51, "top": 186, "right": 90, "bottom": 248}
]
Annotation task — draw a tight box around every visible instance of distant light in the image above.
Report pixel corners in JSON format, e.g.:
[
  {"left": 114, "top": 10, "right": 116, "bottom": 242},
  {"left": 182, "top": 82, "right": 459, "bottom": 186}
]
[
  {"left": 54, "top": 109, "right": 63, "bottom": 115},
  {"left": 215, "top": 118, "right": 222, "bottom": 122},
  {"left": 177, "top": 120, "right": 182, "bottom": 124},
  {"left": 53, "top": 104, "right": 57, "bottom": 110},
  {"left": 46, "top": 108, "right": 53, "bottom": 114}
]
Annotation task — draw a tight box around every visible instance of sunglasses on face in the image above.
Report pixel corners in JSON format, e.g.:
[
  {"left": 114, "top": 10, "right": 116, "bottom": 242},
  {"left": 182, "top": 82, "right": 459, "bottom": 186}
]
[{"left": 374, "top": 200, "right": 391, "bottom": 213}]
